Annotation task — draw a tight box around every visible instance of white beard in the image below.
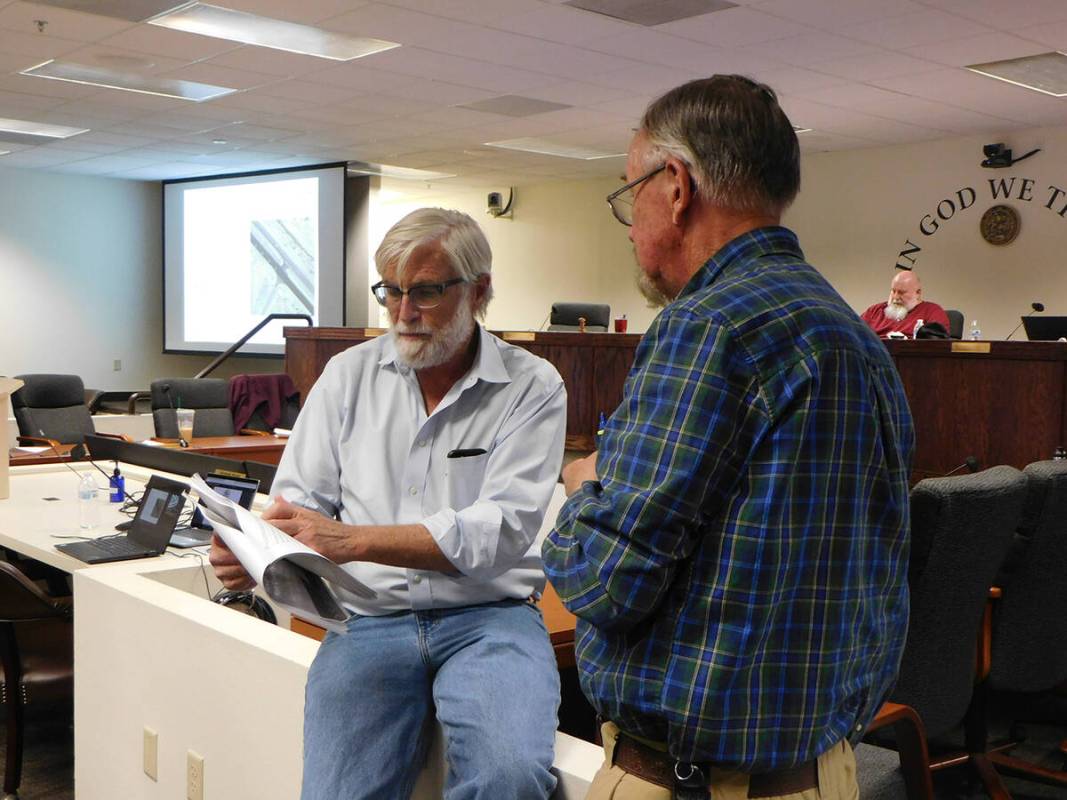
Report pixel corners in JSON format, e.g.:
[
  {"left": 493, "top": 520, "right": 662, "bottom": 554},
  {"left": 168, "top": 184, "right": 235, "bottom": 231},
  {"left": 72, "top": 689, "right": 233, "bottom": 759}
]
[
  {"left": 634, "top": 263, "right": 672, "bottom": 308},
  {"left": 391, "top": 302, "right": 476, "bottom": 370},
  {"left": 884, "top": 301, "right": 908, "bottom": 322}
]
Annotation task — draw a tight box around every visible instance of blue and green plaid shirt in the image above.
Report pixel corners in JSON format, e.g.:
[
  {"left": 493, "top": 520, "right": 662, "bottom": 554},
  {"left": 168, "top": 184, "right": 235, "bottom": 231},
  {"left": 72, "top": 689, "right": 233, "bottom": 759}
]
[{"left": 543, "top": 227, "right": 914, "bottom": 772}]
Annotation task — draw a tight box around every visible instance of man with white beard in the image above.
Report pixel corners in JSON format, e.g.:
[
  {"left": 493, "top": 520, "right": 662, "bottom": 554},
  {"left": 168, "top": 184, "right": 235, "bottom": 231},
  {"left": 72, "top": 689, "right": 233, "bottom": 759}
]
[
  {"left": 861, "top": 270, "right": 949, "bottom": 337},
  {"left": 210, "top": 208, "right": 567, "bottom": 800}
]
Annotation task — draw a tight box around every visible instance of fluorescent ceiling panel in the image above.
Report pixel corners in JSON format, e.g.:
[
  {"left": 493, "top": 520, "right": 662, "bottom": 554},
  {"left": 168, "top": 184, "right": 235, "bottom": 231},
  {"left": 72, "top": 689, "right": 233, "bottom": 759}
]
[
  {"left": 347, "top": 162, "right": 455, "bottom": 181},
  {"left": 564, "top": 0, "right": 736, "bottom": 27},
  {"left": 0, "top": 117, "right": 89, "bottom": 139},
  {"left": 485, "top": 138, "right": 624, "bottom": 160},
  {"left": 149, "top": 3, "right": 400, "bottom": 61},
  {"left": 966, "top": 51, "right": 1067, "bottom": 97},
  {"left": 20, "top": 60, "right": 237, "bottom": 102},
  {"left": 34, "top": 0, "right": 188, "bottom": 22}
]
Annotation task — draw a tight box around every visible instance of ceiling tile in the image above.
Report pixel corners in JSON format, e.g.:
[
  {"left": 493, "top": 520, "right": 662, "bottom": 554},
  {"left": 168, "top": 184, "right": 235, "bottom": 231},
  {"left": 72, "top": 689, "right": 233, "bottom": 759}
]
[
  {"left": 655, "top": 6, "right": 812, "bottom": 46},
  {"left": 222, "top": 0, "right": 374, "bottom": 24},
  {"left": 585, "top": 62, "right": 703, "bottom": 93},
  {"left": 903, "top": 32, "right": 1051, "bottom": 67},
  {"left": 303, "top": 60, "right": 416, "bottom": 93},
  {"left": 358, "top": 46, "right": 553, "bottom": 94},
  {"left": 1013, "top": 20, "right": 1067, "bottom": 52},
  {"left": 204, "top": 45, "right": 334, "bottom": 78},
  {"left": 806, "top": 52, "right": 942, "bottom": 82},
  {"left": 0, "top": 27, "right": 81, "bottom": 58},
  {"left": 920, "top": 0, "right": 1067, "bottom": 30},
  {"left": 255, "top": 77, "right": 359, "bottom": 103},
  {"left": 751, "top": 0, "right": 927, "bottom": 30},
  {"left": 760, "top": 32, "right": 878, "bottom": 66},
  {"left": 835, "top": 9, "right": 991, "bottom": 49},
  {"left": 0, "top": 1, "right": 136, "bottom": 41},
  {"left": 490, "top": 4, "right": 636, "bottom": 44},
  {"left": 379, "top": 0, "right": 543, "bottom": 24}
]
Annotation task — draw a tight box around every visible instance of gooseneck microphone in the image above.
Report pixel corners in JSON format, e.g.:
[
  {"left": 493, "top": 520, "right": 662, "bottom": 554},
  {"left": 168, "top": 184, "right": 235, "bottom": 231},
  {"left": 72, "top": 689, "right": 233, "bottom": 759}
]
[
  {"left": 944, "top": 456, "right": 980, "bottom": 477},
  {"left": 1005, "top": 302, "right": 1045, "bottom": 341},
  {"left": 162, "top": 383, "right": 189, "bottom": 448}
]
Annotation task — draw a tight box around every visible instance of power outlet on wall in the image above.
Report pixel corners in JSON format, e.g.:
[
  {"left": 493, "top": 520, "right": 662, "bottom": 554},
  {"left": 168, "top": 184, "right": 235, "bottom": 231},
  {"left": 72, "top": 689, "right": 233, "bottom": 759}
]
[
  {"left": 187, "top": 750, "right": 204, "bottom": 800},
  {"left": 113, "top": 359, "right": 122, "bottom": 371}
]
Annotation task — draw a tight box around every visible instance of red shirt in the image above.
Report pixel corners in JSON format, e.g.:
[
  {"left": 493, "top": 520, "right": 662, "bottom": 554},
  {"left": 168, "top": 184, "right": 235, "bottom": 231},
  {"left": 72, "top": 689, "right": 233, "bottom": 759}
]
[{"left": 861, "top": 300, "right": 950, "bottom": 338}]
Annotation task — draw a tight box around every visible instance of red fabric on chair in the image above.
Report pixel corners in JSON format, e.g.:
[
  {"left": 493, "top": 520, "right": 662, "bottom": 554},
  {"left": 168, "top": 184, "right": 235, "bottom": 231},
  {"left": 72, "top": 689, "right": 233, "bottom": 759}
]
[{"left": 229, "top": 374, "right": 298, "bottom": 432}]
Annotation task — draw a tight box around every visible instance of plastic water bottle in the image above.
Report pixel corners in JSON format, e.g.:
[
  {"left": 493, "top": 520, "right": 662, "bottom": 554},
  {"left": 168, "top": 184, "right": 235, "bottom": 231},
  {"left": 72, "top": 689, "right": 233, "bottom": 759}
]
[
  {"left": 969, "top": 320, "right": 981, "bottom": 341},
  {"left": 78, "top": 473, "right": 99, "bottom": 529}
]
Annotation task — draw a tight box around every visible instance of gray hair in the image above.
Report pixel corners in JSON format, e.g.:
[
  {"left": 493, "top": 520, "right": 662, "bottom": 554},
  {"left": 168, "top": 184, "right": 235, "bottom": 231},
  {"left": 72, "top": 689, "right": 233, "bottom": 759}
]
[
  {"left": 374, "top": 207, "right": 493, "bottom": 316},
  {"left": 640, "top": 75, "right": 800, "bottom": 216}
]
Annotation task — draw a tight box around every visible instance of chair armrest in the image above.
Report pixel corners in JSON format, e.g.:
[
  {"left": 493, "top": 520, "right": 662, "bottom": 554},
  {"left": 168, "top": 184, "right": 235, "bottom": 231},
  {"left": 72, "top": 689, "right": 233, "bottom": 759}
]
[
  {"left": 17, "top": 435, "right": 60, "bottom": 449},
  {"left": 976, "top": 586, "right": 1002, "bottom": 681},
  {"left": 126, "top": 390, "right": 150, "bottom": 415},
  {"left": 92, "top": 431, "right": 132, "bottom": 443}
]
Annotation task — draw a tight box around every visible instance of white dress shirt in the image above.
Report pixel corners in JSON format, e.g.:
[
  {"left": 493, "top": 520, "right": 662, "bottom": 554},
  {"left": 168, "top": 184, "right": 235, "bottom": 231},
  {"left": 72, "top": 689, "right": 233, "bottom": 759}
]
[{"left": 273, "top": 325, "right": 567, "bottom": 615}]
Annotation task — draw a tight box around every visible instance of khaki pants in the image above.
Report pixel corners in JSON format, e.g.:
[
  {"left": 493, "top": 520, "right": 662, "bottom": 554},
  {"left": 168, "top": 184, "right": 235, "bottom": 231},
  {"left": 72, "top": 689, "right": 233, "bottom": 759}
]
[{"left": 586, "top": 722, "right": 859, "bottom": 800}]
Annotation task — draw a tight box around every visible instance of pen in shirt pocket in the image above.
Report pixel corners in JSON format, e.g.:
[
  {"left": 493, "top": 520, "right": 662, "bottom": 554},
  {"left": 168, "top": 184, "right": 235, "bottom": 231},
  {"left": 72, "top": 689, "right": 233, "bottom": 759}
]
[{"left": 447, "top": 448, "right": 487, "bottom": 459}]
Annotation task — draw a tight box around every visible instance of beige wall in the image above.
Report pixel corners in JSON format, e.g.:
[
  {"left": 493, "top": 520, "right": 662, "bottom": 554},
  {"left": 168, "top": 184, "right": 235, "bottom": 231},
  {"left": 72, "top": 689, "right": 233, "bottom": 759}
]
[
  {"left": 788, "top": 125, "right": 1067, "bottom": 339},
  {"left": 0, "top": 165, "right": 278, "bottom": 392},
  {"left": 378, "top": 124, "right": 1065, "bottom": 341}
]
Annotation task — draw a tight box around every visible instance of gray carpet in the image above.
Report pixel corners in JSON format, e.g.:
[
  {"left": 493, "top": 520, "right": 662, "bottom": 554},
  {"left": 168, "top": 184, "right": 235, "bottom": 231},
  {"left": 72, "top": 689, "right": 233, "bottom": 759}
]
[{"left": 0, "top": 715, "right": 73, "bottom": 800}]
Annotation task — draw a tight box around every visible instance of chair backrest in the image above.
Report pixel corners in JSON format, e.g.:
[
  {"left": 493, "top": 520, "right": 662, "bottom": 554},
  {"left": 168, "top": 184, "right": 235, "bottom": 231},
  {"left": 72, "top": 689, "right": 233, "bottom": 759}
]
[
  {"left": 10, "top": 374, "right": 95, "bottom": 444},
  {"left": 228, "top": 373, "right": 300, "bottom": 432},
  {"left": 892, "top": 465, "right": 1027, "bottom": 738},
  {"left": 150, "top": 378, "right": 234, "bottom": 438},
  {"left": 989, "top": 460, "right": 1067, "bottom": 692},
  {"left": 945, "top": 309, "right": 964, "bottom": 340},
  {"left": 547, "top": 302, "right": 610, "bottom": 332},
  {"left": 0, "top": 561, "right": 72, "bottom": 624}
]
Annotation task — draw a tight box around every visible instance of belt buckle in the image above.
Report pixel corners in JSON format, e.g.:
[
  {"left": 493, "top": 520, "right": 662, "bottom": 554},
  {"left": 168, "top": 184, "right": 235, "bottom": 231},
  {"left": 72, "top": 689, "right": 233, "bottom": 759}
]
[{"left": 673, "top": 760, "right": 710, "bottom": 799}]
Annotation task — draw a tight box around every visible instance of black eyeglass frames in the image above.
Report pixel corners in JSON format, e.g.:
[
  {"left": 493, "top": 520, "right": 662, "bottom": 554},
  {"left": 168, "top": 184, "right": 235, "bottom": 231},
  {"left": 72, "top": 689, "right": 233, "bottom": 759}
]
[{"left": 371, "top": 278, "right": 467, "bottom": 309}]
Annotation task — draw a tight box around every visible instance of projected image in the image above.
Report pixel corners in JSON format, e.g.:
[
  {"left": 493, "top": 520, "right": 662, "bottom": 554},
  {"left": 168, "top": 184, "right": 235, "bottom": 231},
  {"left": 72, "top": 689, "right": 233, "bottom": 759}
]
[
  {"left": 164, "top": 165, "right": 343, "bottom": 355},
  {"left": 181, "top": 176, "right": 321, "bottom": 346},
  {"left": 250, "top": 217, "right": 315, "bottom": 316}
]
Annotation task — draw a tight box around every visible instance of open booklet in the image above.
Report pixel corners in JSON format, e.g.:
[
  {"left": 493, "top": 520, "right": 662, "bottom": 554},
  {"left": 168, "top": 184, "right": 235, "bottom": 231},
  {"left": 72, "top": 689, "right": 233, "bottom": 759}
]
[{"left": 188, "top": 474, "right": 375, "bottom": 633}]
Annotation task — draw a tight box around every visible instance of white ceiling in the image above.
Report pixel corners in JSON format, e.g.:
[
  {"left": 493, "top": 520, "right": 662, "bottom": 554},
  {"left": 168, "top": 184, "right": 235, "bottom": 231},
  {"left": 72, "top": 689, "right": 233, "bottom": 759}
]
[{"left": 0, "top": 0, "right": 1064, "bottom": 185}]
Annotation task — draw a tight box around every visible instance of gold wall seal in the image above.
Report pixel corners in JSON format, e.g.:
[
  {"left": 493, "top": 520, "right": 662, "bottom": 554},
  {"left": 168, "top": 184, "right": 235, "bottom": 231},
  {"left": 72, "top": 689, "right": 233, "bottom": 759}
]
[{"left": 980, "top": 204, "right": 1020, "bottom": 245}]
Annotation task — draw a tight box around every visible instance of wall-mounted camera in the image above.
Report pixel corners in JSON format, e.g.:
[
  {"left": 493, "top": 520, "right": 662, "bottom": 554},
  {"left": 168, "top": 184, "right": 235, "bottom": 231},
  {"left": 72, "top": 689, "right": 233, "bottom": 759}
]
[
  {"left": 486, "top": 188, "right": 514, "bottom": 218},
  {"left": 981, "top": 142, "right": 1041, "bottom": 169}
]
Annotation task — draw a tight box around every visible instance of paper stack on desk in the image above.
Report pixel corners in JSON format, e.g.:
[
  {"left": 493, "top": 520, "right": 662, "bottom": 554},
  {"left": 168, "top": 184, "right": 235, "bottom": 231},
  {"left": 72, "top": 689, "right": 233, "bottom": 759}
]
[{"left": 189, "top": 474, "right": 374, "bottom": 633}]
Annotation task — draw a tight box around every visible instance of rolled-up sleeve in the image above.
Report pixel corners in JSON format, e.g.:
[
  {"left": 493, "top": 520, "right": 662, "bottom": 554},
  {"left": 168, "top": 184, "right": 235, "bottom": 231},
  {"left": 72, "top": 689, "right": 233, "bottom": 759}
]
[{"left": 423, "top": 379, "right": 567, "bottom": 581}]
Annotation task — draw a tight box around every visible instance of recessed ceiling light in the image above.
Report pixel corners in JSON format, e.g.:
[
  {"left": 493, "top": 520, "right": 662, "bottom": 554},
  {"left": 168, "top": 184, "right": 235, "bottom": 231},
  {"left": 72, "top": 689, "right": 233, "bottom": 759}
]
[
  {"left": 346, "top": 162, "right": 455, "bottom": 181},
  {"left": 20, "top": 59, "right": 237, "bottom": 102},
  {"left": 212, "top": 138, "right": 228, "bottom": 144},
  {"left": 0, "top": 116, "right": 89, "bottom": 139},
  {"left": 484, "top": 138, "right": 624, "bottom": 160},
  {"left": 564, "top": 0, "right": 736, "bottom": 27},
  {"left": 793, "top": 126, "right": 812, "bottom": 134},
  {"left": 966, "top": 51, "right": 1067, "bottom": 97},
  {"left": 0, "top": 150, "right": 10, "bottom": 157},
  {"left": 149, "top": 3, "right": 400, "bottom": 61}
]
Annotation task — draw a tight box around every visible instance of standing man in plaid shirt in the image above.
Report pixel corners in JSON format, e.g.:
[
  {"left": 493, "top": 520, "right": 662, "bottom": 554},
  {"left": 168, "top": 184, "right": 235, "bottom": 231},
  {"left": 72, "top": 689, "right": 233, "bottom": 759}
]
[{"left": 543, "top": 75, "right": 914, "bottom": 800}]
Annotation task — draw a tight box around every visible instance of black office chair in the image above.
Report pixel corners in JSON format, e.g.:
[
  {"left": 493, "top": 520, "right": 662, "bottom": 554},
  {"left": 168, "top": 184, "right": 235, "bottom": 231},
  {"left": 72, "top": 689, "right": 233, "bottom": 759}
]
[
  {"left": 0, "top": 561, "right": 73, "bottom": 800},
  {"left": 547, "top": 302, "right": 610, "bottom": 332},
  {"left": 984, "top": 460, "right": 1067, "bottom": 788},
  {"left": 150, "top": 378, "right": 235, "bottom": 439},
  {"left": 864, "top": 465, "right": 1028, "bottom": 798},
  {"left": 946, "top": 310, "right": 964, "bottom": 340},
  {"left": 10, "top": 374, "right": 95, "bottom": 446}
]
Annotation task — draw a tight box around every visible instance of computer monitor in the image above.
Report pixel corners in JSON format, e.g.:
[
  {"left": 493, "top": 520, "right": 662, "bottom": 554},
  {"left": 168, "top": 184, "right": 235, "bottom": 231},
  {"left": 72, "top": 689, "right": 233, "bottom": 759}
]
[{"left": 1023, "top": 316, "right": 1067, "bottom": 341}]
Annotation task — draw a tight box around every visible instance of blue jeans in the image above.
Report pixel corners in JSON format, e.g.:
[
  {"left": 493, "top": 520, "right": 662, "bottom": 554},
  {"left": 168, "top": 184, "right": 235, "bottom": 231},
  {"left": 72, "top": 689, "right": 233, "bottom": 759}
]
[{"left": 301, "top": 600, "right": 560, "bottom": 800}]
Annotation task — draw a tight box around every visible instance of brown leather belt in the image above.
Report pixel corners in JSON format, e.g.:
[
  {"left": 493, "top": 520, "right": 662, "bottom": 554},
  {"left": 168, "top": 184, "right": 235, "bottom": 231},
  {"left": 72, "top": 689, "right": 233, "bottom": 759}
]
[{"left": 613, "top": 732, "right": 818, "bottom": 798}]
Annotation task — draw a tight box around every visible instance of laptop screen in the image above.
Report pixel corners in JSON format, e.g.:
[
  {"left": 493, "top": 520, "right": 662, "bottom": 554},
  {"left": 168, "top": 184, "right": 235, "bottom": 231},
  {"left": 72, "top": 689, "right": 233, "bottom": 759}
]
[
  {"left": 129, "top": 476, "right": 188, "bottom": 549},
  {"left": 190, "top": 474, "right": 259, "bottom": 530}
]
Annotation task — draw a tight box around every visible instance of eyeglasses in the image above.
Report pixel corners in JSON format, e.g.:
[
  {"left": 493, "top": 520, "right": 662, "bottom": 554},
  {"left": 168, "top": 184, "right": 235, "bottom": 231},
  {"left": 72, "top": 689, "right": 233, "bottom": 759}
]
[
  {"left": 371, "top": 278, "right": 466, "bottom": 309},
  {"left": 606, "top": 164, "right": 666, "bottom": 226}
]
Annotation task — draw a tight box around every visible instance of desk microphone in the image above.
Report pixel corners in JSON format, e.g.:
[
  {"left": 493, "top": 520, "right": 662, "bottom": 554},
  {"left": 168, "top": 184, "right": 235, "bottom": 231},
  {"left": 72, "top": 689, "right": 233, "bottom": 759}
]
[
  {"left": 1005, "top": 302, "right": 1044, "bottom": 340},
  {"left": 162, "top": 383, "right": 189, "bottom": 448},
  {"left": 944, "top": 456, "right": 979, "bottom": 477}
]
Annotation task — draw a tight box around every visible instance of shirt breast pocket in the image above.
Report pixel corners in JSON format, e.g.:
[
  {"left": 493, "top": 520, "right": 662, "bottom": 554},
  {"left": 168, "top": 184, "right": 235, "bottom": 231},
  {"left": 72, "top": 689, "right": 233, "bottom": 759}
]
[{"left": 444, "top": 452, "right": 489, "bottom": 510}]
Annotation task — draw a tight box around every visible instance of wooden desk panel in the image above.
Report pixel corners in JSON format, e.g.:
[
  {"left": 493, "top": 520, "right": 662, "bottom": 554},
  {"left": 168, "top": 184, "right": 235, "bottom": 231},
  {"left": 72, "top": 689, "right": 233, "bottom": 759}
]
[
  {"left": 149, "top": 435, "right": 287, "bottom": 465},
  {"left": 9, "top": 444, "right": 76, "bottom": 467},
  {"left": 285, "top": 327, "right": 640, "bottom": 452}
]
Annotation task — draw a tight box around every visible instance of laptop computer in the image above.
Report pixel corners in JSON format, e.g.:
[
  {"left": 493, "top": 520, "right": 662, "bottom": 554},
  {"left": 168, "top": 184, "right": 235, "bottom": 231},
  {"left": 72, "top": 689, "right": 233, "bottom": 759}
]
[
  {"left": 170, "top": 473, "right": 259, "bottom": 548},
  {"left": 1023, "top": 316, "right": 1067, "bottom": 341},
  {"left": 56, "top": 475, "right": 187, "bottom": 564}
]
